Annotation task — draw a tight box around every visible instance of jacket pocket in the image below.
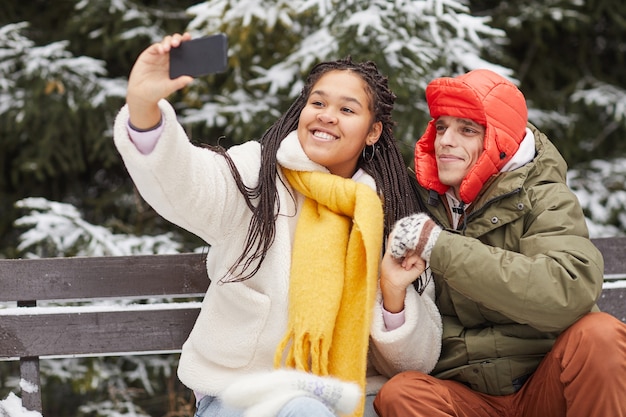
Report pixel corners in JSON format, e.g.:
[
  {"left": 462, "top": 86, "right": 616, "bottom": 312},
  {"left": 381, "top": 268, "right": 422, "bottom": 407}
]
[{"left": 189, "top": 282, "right": 271, "bottom": 369}]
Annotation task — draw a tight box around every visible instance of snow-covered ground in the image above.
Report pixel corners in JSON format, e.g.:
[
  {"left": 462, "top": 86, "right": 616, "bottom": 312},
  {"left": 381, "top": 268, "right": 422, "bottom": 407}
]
[{"left": 0, "top": 393, "right": 42, "bottom": 417}]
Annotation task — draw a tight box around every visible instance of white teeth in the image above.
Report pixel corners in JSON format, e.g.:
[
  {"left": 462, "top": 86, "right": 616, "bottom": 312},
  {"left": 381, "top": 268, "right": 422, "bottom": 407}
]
[{"left": 313, "top": 131, "right": 336, "bottom": 141}]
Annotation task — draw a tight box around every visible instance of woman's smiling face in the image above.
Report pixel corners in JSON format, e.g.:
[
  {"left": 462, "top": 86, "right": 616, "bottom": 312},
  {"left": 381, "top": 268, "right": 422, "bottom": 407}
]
[{"left": 297, "top": 70, "right": 382, "bottom": 178}]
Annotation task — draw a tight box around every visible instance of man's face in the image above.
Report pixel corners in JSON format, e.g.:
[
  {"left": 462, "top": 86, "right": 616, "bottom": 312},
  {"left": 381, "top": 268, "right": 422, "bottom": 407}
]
[{"left": 433, "top": 116, "right": 485, "bottom": 199}]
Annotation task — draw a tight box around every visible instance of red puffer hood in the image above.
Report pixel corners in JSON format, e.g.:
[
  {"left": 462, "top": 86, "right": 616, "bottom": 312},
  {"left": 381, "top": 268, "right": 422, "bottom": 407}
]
[{"left": 415, "top": 69, "right": 528, "bottom": 203}]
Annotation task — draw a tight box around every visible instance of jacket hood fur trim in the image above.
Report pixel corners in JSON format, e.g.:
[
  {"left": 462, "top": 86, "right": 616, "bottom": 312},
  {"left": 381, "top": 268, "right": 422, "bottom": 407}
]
[{"left": 415, "top": 69, "right": 528, "bottom": 203}]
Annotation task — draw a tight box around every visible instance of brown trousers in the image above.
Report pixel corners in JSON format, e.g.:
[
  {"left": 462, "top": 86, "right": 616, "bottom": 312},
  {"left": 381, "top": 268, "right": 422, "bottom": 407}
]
[{"left": 374, "top": 312, "right": 626, "bottom": 417}]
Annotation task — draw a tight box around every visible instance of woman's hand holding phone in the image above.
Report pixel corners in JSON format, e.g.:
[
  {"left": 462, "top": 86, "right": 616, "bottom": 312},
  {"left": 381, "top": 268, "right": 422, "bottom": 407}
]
[
  {"left": 126, "top": 32, "right": 229, "bottom": 131},
  {"left": 126, "top": 33, "right": 194, "bottom": 130}
]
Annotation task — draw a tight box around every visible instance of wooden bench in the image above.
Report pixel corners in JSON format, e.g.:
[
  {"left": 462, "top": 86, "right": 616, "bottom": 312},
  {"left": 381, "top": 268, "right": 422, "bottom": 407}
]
[
  {"left": 0, "top": 253, "right": 209, "bottom": 413},
  {"left": 592, "top": 237, "right": 626, "bottom": 322},
  {"left": 1, "top": 237, "right": 625, "bottom": 414}
]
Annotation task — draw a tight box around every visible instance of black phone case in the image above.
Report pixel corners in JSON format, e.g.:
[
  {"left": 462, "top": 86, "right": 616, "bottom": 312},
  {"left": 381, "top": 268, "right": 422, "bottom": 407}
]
[{"left": 169, "top": 34, "right": 228, "bottom": 79}]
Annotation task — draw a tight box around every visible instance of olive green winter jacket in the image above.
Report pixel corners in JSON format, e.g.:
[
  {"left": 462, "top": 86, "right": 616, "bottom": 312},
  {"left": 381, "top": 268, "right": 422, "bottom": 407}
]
[{"left": 420, "top": 125, "right": 604, "bottom": 395}]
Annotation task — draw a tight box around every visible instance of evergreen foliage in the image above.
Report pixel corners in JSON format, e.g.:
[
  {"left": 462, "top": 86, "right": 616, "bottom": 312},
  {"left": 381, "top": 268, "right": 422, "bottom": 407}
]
[
  {"left": 471, "top": 0, "right": 626, "bottom": 162},
  {"left": 0, "top": 0, "right": 199, "bottom": 257},
  {"left": 178, "top": 0, "right": 508, "bottom": 154}
]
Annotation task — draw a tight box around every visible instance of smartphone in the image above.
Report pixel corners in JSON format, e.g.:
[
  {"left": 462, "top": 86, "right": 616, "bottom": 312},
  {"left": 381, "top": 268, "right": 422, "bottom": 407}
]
[{"left": 169, "top": 34, "right": 228, "bottom": 79}]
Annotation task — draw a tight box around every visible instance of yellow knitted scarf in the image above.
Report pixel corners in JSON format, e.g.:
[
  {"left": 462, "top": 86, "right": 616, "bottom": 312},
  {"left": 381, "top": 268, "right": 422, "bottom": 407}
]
[{"left": 275, "top": 168, "right": 384, "bottom": 417}]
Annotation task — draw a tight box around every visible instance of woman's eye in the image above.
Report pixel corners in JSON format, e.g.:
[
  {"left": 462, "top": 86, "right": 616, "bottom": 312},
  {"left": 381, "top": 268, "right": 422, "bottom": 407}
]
[{"left": 341, "top": 107, "right": 354, "bottom": 114}]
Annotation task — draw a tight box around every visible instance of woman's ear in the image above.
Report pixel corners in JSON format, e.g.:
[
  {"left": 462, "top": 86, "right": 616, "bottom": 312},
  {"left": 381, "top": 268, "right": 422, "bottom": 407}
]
[{"left": 367, "top": 121, "right": 383, "bottom": 145}]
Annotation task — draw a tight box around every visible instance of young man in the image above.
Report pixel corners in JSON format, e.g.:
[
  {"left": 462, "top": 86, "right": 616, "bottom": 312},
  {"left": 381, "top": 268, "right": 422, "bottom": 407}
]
[{"left": 374, "top": 69, "right": 626, "bottom": 417}]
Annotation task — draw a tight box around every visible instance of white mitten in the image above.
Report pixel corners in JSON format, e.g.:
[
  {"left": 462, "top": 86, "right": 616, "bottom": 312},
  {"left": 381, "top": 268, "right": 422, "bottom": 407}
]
[
  {"left": 220, "top": 369, "right": 361, "bottom": 417},
  {"left": 389, "top": 213, "right": 441, "bottom": 262}
]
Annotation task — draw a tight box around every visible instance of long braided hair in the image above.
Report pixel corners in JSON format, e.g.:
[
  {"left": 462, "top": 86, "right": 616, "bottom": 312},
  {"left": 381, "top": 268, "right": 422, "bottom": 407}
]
[{"left": 212, "top": 57, "right": 422, "bottom": 282}]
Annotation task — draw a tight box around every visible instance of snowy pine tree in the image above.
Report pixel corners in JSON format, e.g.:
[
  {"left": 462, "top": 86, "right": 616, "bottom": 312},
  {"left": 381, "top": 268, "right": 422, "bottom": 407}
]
[{"left": 177, "top": 0, "right": 510, "bottom": 152}]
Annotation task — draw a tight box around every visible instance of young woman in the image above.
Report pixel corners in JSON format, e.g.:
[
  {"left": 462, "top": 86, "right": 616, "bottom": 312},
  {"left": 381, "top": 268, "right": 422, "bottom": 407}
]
[{"left": 113, "top": 33, "right": 442, "bottom": 417}]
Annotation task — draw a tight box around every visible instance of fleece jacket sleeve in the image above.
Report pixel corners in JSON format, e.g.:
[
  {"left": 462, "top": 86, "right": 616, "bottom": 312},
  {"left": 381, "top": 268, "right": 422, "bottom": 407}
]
[{"left": 369, "top": 280, "right": 442, "bottom": 378}]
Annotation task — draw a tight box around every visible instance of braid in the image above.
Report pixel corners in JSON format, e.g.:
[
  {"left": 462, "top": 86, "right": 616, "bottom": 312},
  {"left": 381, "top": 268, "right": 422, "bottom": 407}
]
[
  {"left": 349, "top": 60, "right": 422, "bottom": 237},
  {"left": 213, "top": 57, "right": 421, "bottom": 282},
  {"left": 210, "top": 98, "right": 304, "bottom": 283}
]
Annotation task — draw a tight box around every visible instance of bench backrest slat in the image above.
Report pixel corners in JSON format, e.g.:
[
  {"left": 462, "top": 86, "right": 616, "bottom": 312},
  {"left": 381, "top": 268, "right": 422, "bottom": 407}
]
[
  {"left": 591, "top": 237, "right": 626, "bottom": 277},
  {"left": 591, "top": 237, "right": 626, "bottom": 322},
  {"left": 0, "top": 253, "right": 209, "bottom": 302},
  {"left": 1, "top": 307, "right": 199, "bottom": 358},
  {"left": 598, "top": 288, "right": 626, "bottom": 322}
]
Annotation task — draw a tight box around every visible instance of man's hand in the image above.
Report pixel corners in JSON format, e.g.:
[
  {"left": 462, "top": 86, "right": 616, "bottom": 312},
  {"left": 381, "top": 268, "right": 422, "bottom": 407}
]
[{"left": 389, "top": 212, "right": 442, "bottom": 262}]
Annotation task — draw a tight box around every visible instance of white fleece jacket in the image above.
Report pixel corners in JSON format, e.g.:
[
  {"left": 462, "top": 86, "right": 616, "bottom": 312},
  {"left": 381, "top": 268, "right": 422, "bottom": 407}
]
[{"left": 113, "top": 99, "right": 442, "bottom": 397}]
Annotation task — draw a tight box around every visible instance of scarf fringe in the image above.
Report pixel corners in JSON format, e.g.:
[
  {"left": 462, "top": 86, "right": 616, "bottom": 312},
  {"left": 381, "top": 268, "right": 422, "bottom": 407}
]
[{"left": 274, "top": 329, "right": 331, "bottom": 376}]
